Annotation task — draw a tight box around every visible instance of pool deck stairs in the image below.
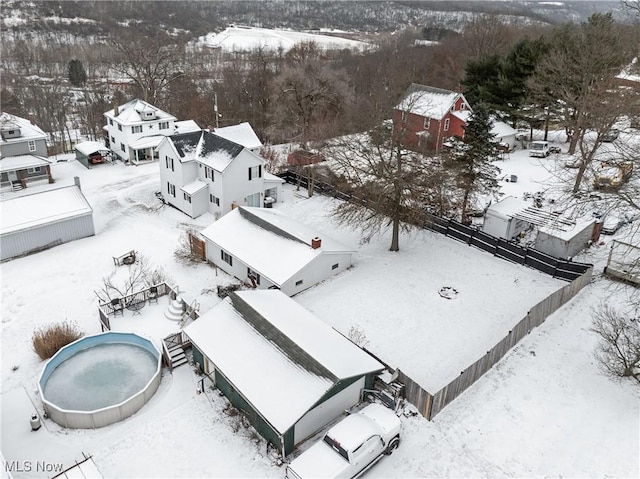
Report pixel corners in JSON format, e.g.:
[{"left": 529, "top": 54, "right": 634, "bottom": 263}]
[{"left": 167, "top": 344, "right": 188, "bottom": 369}]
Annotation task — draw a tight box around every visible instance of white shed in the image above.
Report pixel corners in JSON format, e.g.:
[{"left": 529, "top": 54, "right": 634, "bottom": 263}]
[
  {"left": 200, "top": 206, "right": 354, "bottom": 296},
  {"left": 482, "top": 197, "right": 533, "bottom": 240},
  {"left": 534, "top": 217, "right": 596, "bottom": 260},
  {"left": 0, "top": 180, "right": 95, "bottom": 261}
]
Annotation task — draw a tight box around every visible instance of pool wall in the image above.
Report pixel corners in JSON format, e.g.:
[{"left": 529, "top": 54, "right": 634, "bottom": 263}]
[{"left": 38, "top": 332, "right": 162, "bottom": 429}]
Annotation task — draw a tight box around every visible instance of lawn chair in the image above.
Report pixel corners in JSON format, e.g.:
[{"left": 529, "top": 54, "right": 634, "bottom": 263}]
[
  {"left": 111, "top": 298, "right": 124, "bottom": 316},
  {"left": 147, "top": 286, "right": 159, "bottom": 304}
]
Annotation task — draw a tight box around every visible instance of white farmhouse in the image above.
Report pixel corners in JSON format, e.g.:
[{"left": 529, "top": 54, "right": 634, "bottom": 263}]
[
  {"left": 200, "top": 206, "right": 354, "bottom": 296},
  {"left": 157, "top": 130, "right": 283, "bottom": 218},
  {"left": 103, "top": 99, "right": 178, "bottom": 164}
]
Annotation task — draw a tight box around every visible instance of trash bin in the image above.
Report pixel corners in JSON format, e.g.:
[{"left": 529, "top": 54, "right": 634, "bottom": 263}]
[
  {"left": 510, "top": 175, "right": 518, "bottom": 183},
  {"left": 30, "top": 414, "right": 41, "bottom": 431}
]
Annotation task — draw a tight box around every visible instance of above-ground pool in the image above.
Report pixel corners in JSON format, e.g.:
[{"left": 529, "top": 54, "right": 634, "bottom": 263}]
[{"left": 38, "top": 332, "right": 162, "bottom": 428}]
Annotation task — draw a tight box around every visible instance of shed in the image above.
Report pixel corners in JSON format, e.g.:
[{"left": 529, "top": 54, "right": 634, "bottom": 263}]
[
  {"left": 534, "top": 217, "right": 596, "bottom": 260},
  {"left": 482, "top": 197, "right": 534, "bottom": 240},
  {"left": 183, "top": 290, "right": 384, "bottom": 456},
  {"left": 200, "top": 206, "right": 354, "bottom": 296},
  {"left": 491, "top": 121, "right": 518, "bottom": 150},
  {"left": 0, "top": 180, "right": 95, "bottom": 261},
  {"left": 75, "top": 141, "right": 111, "bottom": 169}
]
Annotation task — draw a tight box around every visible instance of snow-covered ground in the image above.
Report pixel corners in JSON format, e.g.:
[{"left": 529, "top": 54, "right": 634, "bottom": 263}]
[
  {"left": 196, "top": 25, "right": 371, "bottom": 53},
  {"left": 1, "top": 146, "right": 638, "bottom": 478}
]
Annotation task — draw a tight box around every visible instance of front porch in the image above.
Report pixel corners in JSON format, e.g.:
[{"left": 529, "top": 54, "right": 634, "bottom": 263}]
[{"left": 0, "top": 155, "right": 54, "bottom": 192}]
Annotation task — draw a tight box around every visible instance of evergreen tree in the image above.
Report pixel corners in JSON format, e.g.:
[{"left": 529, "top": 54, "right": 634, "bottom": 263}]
[
  {"left": 447, "top": 103, "right": 501, "bottom": 222},
  {"left": 68, "top": 59, "right": 87, "bottom": 86}
]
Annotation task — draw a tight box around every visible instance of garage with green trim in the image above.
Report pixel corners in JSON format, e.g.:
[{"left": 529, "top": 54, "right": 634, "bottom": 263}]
[{"left": 183, "top": 290, "right": 384, "bottom": 457}]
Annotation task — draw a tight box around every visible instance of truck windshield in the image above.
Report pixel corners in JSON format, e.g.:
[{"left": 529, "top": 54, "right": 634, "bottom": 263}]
[
  {"left": 323, "top": 435, "right": 349, "bottom": 462},
  {"left": 531, "top": 143, "right": 544, "bottom": 149}
]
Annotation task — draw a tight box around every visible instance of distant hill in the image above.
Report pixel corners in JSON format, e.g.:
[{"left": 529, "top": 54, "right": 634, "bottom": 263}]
[{"left": 1, "top": 0, "right": 626, "bottom": 40}]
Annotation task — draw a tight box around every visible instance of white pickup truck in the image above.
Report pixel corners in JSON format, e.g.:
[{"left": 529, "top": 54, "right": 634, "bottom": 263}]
[{"left": 285, "top": 403, "right": 401, "bottom": 479}]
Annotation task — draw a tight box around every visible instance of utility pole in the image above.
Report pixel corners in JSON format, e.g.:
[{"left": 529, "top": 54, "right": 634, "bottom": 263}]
[{"left": 214, "top": 93, "right": 219, "bottom": 129}]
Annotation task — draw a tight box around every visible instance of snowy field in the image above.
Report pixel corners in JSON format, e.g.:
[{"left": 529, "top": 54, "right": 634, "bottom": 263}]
[
  {"left": 196, "top": 26, "right": 370, "bottom": 53},
  {"left": 1, "top": 147, "right": 638, "bottom": 478}
]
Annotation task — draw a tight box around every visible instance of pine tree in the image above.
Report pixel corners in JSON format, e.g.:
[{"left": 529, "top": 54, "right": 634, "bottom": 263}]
[
  {"left": 68, "top": 59, "right": 87, "bottom": 87},
  {"left": 447, "top": 103, "right": 501, "bottom": 223}
]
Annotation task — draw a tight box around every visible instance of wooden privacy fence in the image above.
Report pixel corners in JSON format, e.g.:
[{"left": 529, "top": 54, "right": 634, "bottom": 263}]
[
  {"left": 188, "top": 230, "right": 206, "bottom": 261},
  {"left": 400, "top": 265, "right": 592, "bottom": 420}
]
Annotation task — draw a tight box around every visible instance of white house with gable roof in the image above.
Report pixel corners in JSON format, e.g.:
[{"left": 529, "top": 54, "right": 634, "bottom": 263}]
[
  {"left": 200, "top": 206, "right": 354, "bottom": 295},
  {"left": 157, "top": 129, "right": 283, "bottom": 218}
]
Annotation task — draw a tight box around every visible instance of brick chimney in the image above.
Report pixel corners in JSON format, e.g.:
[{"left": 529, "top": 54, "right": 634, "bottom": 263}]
[
  {"left": 113, "top": 99, "right": 119, "bottom": 116},
  {"left": 28, "top": 113, "right": 35, "bottom": 125},
  {"left": 311, "top": 237, "right": 322, "bottom": 249}
]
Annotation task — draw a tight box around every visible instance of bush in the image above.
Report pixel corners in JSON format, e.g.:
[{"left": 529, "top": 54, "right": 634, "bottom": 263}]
[{"left": 32, "top": 321, "right": 83, "bottom": 360}]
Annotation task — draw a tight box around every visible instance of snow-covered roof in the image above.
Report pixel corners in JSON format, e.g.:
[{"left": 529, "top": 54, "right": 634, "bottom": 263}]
[
  {"left": 538, "top": 216, "right": 595, "bottom": 241},
  {"left": 0, "top": 154, "right": 50, "bottom": 172},
  {"left": 491, "top": 121, "right": 518, "bottom": 140},
  {"left": 168, "top": 130, "right": 248, "bottom": 171},
  {"left": 486, "top": 196, "right": 531, "bottom": 220},
  {"left": 0, "top": 112, "right": 47, "bottom": 143},
  {"left": 129, "top": 135, "right": 165, "bottom": 150},
  {"left": 0, "top": 184, "right": 93, "bottom": 235},
  {"left": 104, "top": 99, "right": 177, "bottom": 124},
  {"left": 264, "top": 172, "right": 285, "bottom": 185},
  {"left": 396, "top": 84, "right": 469, "bottom": 121},
  {"left": 183, "top": 290, "right": 383, "bottom": 433},
  {"left": 74, "top": 141, "right": 110, "bottom": 156},
  {"left": 452, "top": 110, "right": 472, "bottom": 123},
  {"left": 200, "top": 207, "right": 354, "bottom": 286},
  {"left": 181, "top": 179, "right": 208, "bottom": 195},
  {"left": 213, "top": 122, "right": 262, "bottom": 150},
  {"left": 174, "top": 120, "right": 201, "bottom": 134}
]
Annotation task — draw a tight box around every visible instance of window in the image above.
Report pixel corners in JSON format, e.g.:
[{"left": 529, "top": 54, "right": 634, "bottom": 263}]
[
  {"left": 28, "top": 140, "right": 36, "bottom": 152},
  {"left": 332, "top": 263, "right": 339, "bottom": 270},
  {"left": 118, "top": 123, "right": 122, "bottom": 131},
  {"left": 246, "top": 192, "right": 260, "bottom": 207},
  {"left": 247, "top": 268, "right": 261, "bottom": 286},
  {"left": 209, "top": 194, "right": 220, "bottom": 206},
  {"left": 423, "top": 117, "right": 430, "bottom": 129},
  {"left": 111, "top": 136, "right": 115, "bottom": 144},
  {"left": 460, "top": 103, "right": 466, "bottom": 110},
  {"left": 159, "top": 121, "right": 169, "bottom": 130},
  {"left": 221, "top": 250, "right": 233, "bottom": 266},
  {"left": 444, "top": 118, "right": 450, "bottom": 131},
  {"left": 27, "top": 167, "right": 41, "bottom": 174},
  {"left": 109, "top": 119, "right": 113, "bottom": 126},
  {"left": 248, "top": 165, "right": 262, "bottom": 180},
  {"left": 120, "top": 143, "right": 126, "bottom": 152},
  {"left": 295, "top": 280, "right": 303, "bottom": 287},
  {"left": 131, "top": 125, "right": 142, "bottom": 134},
  {"left": 167, "top": 182, "right": 175, "bottom": 197},
  {"left": 205, "top": 166, "right": 214, "bottom": 181},
  {"left": 165, "top": 156, "right": 174, "bottom": 172},
  {"left": 183, "top": 192, "right": 191, "bottom": 203}
]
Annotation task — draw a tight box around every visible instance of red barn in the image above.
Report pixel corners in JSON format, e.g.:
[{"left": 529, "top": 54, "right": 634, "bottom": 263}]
[{"left": 393, "top": 84, "right": 471, "bottom": 152}]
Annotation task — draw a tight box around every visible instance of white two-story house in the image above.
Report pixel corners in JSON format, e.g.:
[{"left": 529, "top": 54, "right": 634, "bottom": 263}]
[
  {"left": 0, "top": 112, "right": 53, "bottom": 192},
  {"left": 157, "top": 129, "right": 283, "bottom": 219},
  {"left": 103, "top": 99, "right": 177, "bottom": 164}
]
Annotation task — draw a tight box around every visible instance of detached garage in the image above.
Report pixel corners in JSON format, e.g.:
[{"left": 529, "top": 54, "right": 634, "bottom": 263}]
[
  {"left": 183, "top": 290, "right": 384, "bottom": 457},
  {"left": 0, "top": 179, "right": 95, "bottom": 261}
]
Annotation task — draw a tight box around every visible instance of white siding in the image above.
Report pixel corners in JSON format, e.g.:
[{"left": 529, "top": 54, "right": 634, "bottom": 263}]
[
  {"left": 281, "top": 252, "right": 353, "bottom": 296},
  {"left": 204, "top": 240, "right": 278, "bottom": 289},
  {"left": 1, "top": 214, "right": 95, "bottom": 261},
  {"left": 293, "top": 377, "right": 365, "bottom": 444},
  {"left": 220, "top": 150, "right": 265, "bottom": 214}
]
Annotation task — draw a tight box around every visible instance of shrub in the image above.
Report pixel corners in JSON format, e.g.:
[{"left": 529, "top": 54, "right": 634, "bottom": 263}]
[{"left": 32, "top": 321, "right": 83, "bottom": 360}]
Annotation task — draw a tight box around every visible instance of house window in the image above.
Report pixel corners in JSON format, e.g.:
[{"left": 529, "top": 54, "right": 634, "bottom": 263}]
[
  {"left": 27, "top": 167, "right": 41, "bottom": 174},
  {"left": 332, "top": 263, "right": 339, "bottom": 270},
  {"left": 167, "top": 182, "right": 175, "bottom": 197},
  {"left": 205, "top": 166, "right": 214, "bottom": 181},
  {"left": 460, "top": 103, "right": 466, "bottom": 110},
  {"left": 111, "top": 136, "right": 115, "bottom": 144},
  {"left": 183, "top": 192, "right": 191, "bottom": 203},
  {"left": 444, "top": 118, "right": 450, "bottom": 131},
  {"left": 159, "top": 121, "right": 169, "bottom": 130},
  {"left": 209, "top": 194, "right": 220, "bottom": 206},
  {"left": 246, "top": 192, "right": 260, "bottom": 207},
  {"left": 165, "top": 156, "right": 174, "bottom": 171},
  {"left": 120, "top": 143, "right": 126, "bottom": 152},
  {"left": 132, "top": 125, "right": 142, "bottom": 134},
  {"left": 28, "top": 140, "right": 36, "bottom": 152},
  {"left": 118, "top": 124, "right": 122, "bottom": 131},
  {"left": 423, "top": 117, "right": 430, "bottom": 129},
  {"left": 221, "top": 250, "right": 233, "bottom": 266},
  {"left": 295, "top": 280, "right": 303, "bottom": 287},
  {"left": 248, "top": 165, "right": 262, "bottom": 180},
  {"left": 247, "top": 268, "right": 261, "bottom": 286},
  {"left": 109, "top": 119, "right": 113, "bottom": 126}
]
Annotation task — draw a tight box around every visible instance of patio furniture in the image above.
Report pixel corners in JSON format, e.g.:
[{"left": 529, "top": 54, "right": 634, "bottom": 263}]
[
  {"left": 126, "top": 299, "right": 146, "bottom": 316},
  {"left": 111, "top": 298, "right": 124, "bottom": 316},
  {"left": 147, "top": 286, "right": 158, "bottom": 304}
]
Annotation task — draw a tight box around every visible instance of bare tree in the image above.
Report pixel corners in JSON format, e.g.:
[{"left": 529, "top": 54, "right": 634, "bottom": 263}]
[{"left": 591, "top": 303, "right": 640, "bottom": 384}]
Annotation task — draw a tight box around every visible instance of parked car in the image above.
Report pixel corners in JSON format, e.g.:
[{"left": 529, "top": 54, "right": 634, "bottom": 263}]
[
  {"left": 600, "top": 211, "right": 639, "bottom": 235},
  {"left": 529, "top": 141, "right": 550, "bottom": 158},
  {"left": 549, "top": 145, "right": 562, "bottom": 154},
  {"left": 593, "top": 161, "right": 633, "bottom": 190},
  {"left": 285, "top": 403, "right": 401, "bottom": 479},
  {"left": 564, "top": 158, "right": 582, "bottom": 168}
]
